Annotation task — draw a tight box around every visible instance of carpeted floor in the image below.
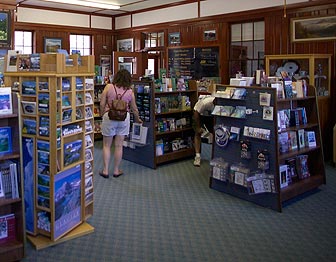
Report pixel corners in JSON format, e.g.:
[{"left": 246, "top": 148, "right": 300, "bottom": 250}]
[{"left": 22, "top": 141, "right": 336, "bottom": 262}]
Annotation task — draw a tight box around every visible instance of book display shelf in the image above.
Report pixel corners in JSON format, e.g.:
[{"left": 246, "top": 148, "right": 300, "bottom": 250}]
[
  {"left": 123, "top": 80, "right": 197, "bottom": 169},
  {"left": 210, "top": 84, "right": 325, "bottom": 212},
  {"left": 0, "top": 92, "right": 25, "bottom": 262},
  {"left": 4, "top": 53, "right": 95, "bottom": 249}
]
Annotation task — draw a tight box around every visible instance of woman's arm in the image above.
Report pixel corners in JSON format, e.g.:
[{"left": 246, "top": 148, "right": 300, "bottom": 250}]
[{"left": 99, "top": 84, "right": 110, "bottom": 116}]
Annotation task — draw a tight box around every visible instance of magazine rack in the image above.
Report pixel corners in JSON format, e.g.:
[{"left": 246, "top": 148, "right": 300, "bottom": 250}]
[
  {"left": 4, "top": 54, "right": 95, "bottom": 249},
  {"left": 210, "top": 84, "right": 325, "bottom": 211}
]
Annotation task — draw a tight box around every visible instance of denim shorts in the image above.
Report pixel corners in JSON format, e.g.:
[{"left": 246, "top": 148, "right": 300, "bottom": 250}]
[{"left": 101, "top": 112, "right": 130, "bottom": 136}]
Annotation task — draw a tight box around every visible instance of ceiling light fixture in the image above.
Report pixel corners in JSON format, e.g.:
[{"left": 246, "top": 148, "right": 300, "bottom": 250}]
[{"left": 42, "top": 0, "right": 120, "bottom": 10}]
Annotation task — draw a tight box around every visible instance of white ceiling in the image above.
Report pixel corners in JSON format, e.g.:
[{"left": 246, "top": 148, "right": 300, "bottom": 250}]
[{"left": 16, "top": 0, "right": 195, "bottom": 16}]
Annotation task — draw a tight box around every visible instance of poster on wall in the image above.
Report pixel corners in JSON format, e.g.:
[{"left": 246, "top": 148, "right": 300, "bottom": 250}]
[
  {"left": 54, "top": 164, "right": 81, "bottom": 240},
  {"left": 22, "top": 136, "right": 36, "bottom": 234}
]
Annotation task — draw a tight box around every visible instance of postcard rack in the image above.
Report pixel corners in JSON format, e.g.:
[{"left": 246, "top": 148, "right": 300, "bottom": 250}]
[
  {"left": 210, "top": 84, "right": 325, "bottom": 212},
  {"left": 4, "top": 56, "right": 95, "bottom": 249}
]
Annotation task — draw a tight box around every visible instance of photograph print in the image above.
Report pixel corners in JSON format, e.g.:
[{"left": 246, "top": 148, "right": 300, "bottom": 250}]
[{"left": 54, "top": 165, "right": 81, "bottom": 240}]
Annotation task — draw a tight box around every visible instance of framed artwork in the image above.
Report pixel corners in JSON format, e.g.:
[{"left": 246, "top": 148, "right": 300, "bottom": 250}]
[
  {"left": 0, "top": 11, "right": 11, "bottom": 45},
  {"left": 118, "top": 62, "right": 132, "bottom": 74},
  {"left": 100, "top": 55, "right": 111, "bottom": 76},
  {"left": 204, "top": 29, "right": 217, "bottom": 41},
  {"left": 168, "top": 32, "right": 181, "bottom": 45},
  {"left": 291, "top": 16, "right": 336, "bottom": 42},
  {"left": 117, "top": 38, "right": 133, "bottom": 52},
  {"left": 44, "top": 37, "right": 62, "bottom": 53}
]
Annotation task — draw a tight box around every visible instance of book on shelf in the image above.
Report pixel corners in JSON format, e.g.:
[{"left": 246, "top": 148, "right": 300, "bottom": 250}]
[
  {"left": 62, "top": 95, "right": 71, "bottom": 107},
  {"left": 0, "top": 87, "right": 13, "bottom": 115},
  {"left": 85, "top": 120, "right": 93, "bottom": 132},
  {"left": 85, "top": 78, "right": 94, "bottom": 90},
  {"left": 76, "top": 93, "right": 84, "bottom": 105},
  {"left": 279, "top": 164, "right": 289, "bottom": 189},
  {"left": 21, "top": 100, "right": 37, "bottom": 115},
  {"left": 18, "top": 54, "right": 31, "bottom": 71},
  {"left": 0, "top": 171, "right": 4, "bottom": 198},
  {"left": 93, "top": 104, "right": 100, "bottom": 117},
  {"left": 22, "top": 80, "right": 37, "bottom": 95},
  {"left": 298, "top": 129, "right": 305, "bottom": 149},
  {"left": 85, "top": 107, "right": 93, "bottom": 119},
  {"left": 85, "top": 148, "right": 93, "bottom": 162},
  {"left": 0, "top": 161, "right": 19, "bottom": 199},
  {"left": 85, "top": 92, "right": 93, "bottom": 104},
  {"left": 9, "top": 163, "right": 19, "bottom": 199},
  {"left": 62, "top": 108, "right": 73, "bottom": 123},
  {"left": 85, "top": 134, "right": 93, "bottom": 147},
  {"left": 38, "top": 93, "right": 50, "bottom": 114},
  {"left": 305, "top": 131, "right": 316, "bottom": 147},
  {"left": 64, "top": 140, "right": 82, "bottom": 166},
  {"left": 0, "top": 127, "right": 12, "bottom": 155},
  {"left": 296, "top": 154, "right": 310, "bottom": 180},
  {"left": 22, "top": 118, "right": 36, "bottom": 135},
  {"left": 39, "top": 116, "right": 49, "bottom": 136},
  {"left": 30, "top": 53, "right": 41, "bottom": 71},
  {"left": 62, "top": 79, "right": 71, "bottom": 91},
  {"left": 0, "top": 213, "right": 16, "bottom": 244}
]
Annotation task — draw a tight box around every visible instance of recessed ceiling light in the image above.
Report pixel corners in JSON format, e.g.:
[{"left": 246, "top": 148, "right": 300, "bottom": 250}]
[{"left": 42, "top": 0, "right": 120, "bottom": 10}]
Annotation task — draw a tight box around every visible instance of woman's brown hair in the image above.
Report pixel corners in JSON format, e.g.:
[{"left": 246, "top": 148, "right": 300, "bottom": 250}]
[{"left": 112, "top": 69, "right": 132, "bottom": 89}]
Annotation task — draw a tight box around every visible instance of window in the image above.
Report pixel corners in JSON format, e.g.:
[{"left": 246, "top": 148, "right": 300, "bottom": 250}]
[
  {"left": 230, "top": 21, "right": 264, "bottom": 77},
  {"left": 14, "top": 31, "right": 33, "bottom": 54},
  {"left": 69, "top": 34, "right": 91, "bottom": 55},
  {"left": 144, "top": 32, "right": 164, "bottom": 48}
]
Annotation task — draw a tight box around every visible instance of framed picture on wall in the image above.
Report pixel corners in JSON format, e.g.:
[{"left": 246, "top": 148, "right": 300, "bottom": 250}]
[
  {"left": 44, "top": 37, "right": 62, "bottom": 53},
  {"left": 168, "top": 32, "right": 181, "bottom": 45},
  {"left": 118, "top": 62, "right": 132, "bottom": 74},
  {"left": 291, "top": 15, "right": 336, "bottom": 42},
  {"left": 204, "top": 29, "right": 217, "bottom": 41},
  {"left": 100, "top": 55, "right": 111, "bottom": 76},
  {"left": 0, "top": 11, "right": 11, "bottom": 46},
  {"left": 117, "top": 39, "right": 133, "bottom": 52}
]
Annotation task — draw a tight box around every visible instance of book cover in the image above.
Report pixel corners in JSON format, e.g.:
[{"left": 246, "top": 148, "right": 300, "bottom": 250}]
[
  {"left": 0, "top": 172, "right": 4, "bottom": 198},
  {"left": 85, "top": 78, "right": 94, "bottom": 90},
  {"left": 0, "top": 213, "right": 16, "bottom": 244},
  {"left": 39, "top": 116, "right": 50, "bottom": 136},
  {"left": 30, "top": 53, "right": 41, "bottom": 71},
  {"left": 76, "top": 77, "right": 84, "bottom": 90},
  {"left": 76, "top": 93, "right": 83, "bottom": 105},
  {"left": 9, "top": 163, "right": 19, "bottom": 199},
  {"left": 62, "top": 95, "right": 71, "bottom": 108},
  {"left": 85, "top": 107, "right": 93, "bottom": 119},
  {"left": 21, "top": 101, "right": 36, "bottom": 115},
  {"left": 54, "top": 165, "right": 81, "bottom": 240},
  {"left": 298, "top": 129, "right": 305, "bottom": 149},
  {"left": 22, "top": 118, "right": 37, "bottom": 135},
  {"left": 289, "top": 131, "right": 298, "bottom": 151},
  {"left": 305, "top": 131, "right": 316, "bottom": 147},
  {"left": 18, "top": 54, "right": 31, "bottom": 71},
  {"left": 62, "top": 79, "right": 71, "bottom": 91},
  {"left": 22, "top": 80, "right": 36, "bottom": 95},
  {"left": 0, "top": 162, "right": 12, "bottom": 199},
  {"left": 62, "top": 108, "right": 72, "bottom": 123},
  {"left": 279, "top": 164, "right": 288, "bottom": 188},
  {"left": 296, "top": 155, "right": 310, "bottom": 180},
  {"left": 7, "top": 50, "right": 22, "bottom": 72},
  {"left": 85, "top": 134, "right": 93, "bottom": 148},
  {"left": 85, "top": 92, "right": 93, "bottom": 104},
  {"left": 85, "top": 148, "right": 93, "bottom": 162},
  {"left": 0, "top": 127, "right": 12, "bottom": 154},
  {"left": 285, "top": 157, "right": 298, "bottom": 182},
  {"left": 64, "top": 140, "right": 82, "bottom": 166},
  {"left": 0, "top": 87, "right": 12, "bottom": 115},
  {"left": 38, "top": 81, "right": 49, "bottom": 91}
]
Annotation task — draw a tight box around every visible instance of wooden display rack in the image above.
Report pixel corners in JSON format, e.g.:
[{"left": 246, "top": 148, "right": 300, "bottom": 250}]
[
  {"left": 27, "top": 222, "right": 94, "bottom": 250},
  {"left": 4, "top": 53, "right": 95, "bottom": 249}
]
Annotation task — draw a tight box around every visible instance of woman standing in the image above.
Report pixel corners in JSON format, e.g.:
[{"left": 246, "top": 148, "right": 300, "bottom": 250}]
[{"left": 99, "top": 69, "right": 142, "bottom": 178}]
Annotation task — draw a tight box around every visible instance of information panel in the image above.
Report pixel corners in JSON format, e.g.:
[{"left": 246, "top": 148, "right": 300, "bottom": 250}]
[{"left": 168, "top": 46, "right": 219, "bottom": 79}]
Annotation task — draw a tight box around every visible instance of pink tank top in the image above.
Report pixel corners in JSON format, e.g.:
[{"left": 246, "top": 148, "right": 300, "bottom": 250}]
[{"left": 105, "top": 84, "right": 132, "bottom": 113}]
